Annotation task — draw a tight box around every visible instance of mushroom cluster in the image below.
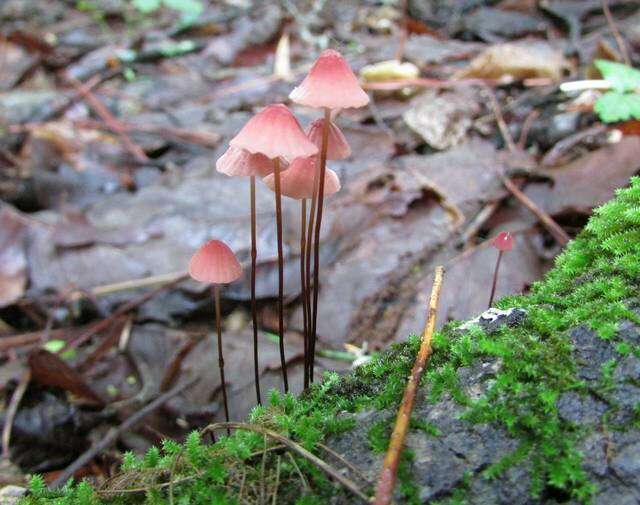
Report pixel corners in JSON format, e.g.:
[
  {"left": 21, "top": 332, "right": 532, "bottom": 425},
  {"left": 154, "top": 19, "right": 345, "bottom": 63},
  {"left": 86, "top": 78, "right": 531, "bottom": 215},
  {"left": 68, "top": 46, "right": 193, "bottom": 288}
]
[{"left": 188, "top": 49, "right": 369, "bottom": 422}]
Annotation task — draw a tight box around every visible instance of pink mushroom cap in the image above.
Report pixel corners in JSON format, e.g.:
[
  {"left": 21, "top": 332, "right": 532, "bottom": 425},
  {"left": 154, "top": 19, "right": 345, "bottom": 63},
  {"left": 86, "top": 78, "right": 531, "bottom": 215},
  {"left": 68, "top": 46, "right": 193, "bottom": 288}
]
[
  {"left": 229, "top": 104, "right": 318, "bottom": 161},
  {"left": 262, "top": 156, "right": 341, "bottom": 200},
  {"left": 289, "top": 49, "right": 370, "bottom": 109},
  {"left": 188, "top": 240, "right": 242, "bottom": 284},
  {"left": 306, "top": 118, "right": 352, "bottom": 160},
  {"left": 216, "top": 146, "right": 274, "bottom": 177},
  {"left": 492, "top": 231, "right": 514, "bottom": 252}
]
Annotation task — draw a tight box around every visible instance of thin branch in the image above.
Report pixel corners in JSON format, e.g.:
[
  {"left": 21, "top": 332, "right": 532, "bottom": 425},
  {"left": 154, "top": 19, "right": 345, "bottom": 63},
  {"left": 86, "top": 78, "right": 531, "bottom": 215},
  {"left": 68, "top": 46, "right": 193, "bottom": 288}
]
[
  {"left": 2, "top": 369, "right": 31, "bottom": 458},
  {"left": 502, "top": 177, "right": 570, "bottom": 246},
  {"left": 601, "top": 0, "right": 631, "bottom": 66},
  {"left": 203, "top": 422, "right": 370, "bottom": 502},
  {"left": 50, "top": 378, "right": 198, "bottom": 489},
  {"left": 373, "top": 266, "right": 445, "bottom": 505}
]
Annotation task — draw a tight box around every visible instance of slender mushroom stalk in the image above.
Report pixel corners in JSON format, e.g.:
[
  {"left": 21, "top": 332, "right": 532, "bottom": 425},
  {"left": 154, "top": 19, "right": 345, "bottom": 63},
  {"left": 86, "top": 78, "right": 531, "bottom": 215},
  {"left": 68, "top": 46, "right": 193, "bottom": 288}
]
[
  {"left": 230, "top": 104, "right": 317, "bottom": 393},
  {"left": 309, "top": 108, "right": 331, "bottom": 382},
  {"left": 249, "top": 175, "right": 261, "bottom": 404},
  {"left": 212, "top": 284, "right": 229, "bottom": 432},
  {"left": 217, "top": 147, "right": 274, "bottom": 405},
  {"left": 272, "top": 157, "right": 288, "bottom": 392},
  {"left": 300, "top": 198, "right": 309, "bottom": 388},
  {"left": 488, "top": 231, "right": 514, "bottom": 308},
  {"left": 263, "top": 157, "right": 341, "bottom": 389},
  {"left": 188, "top": 240, "right": 242, "bottom": 432},
  {"left": 290, "top": 50, "right": 367, "bottom": 381}
]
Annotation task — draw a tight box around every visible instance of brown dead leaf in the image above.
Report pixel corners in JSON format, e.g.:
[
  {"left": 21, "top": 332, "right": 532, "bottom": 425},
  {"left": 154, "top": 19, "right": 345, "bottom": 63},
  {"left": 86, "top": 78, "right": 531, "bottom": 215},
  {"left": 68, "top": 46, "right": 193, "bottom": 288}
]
[
  {"left": 454, "top": 42, "right": 570, "bottom": 82},
  {"left": 28, "top": 349, "right": 104, "bottom": 406},
  {"left": 0, "top": 206, "right": 28, "bottom": 308},
  {"left": 404, "top": 89, "right": 481, "bottom": 150},
  {"left": 524, "top": 137, "right": 640, "bottom": 216}
]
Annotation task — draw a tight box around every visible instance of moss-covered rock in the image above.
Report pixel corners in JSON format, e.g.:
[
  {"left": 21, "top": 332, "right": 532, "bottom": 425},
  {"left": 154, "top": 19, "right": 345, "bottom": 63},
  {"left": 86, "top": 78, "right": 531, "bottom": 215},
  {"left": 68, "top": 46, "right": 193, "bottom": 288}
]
[{"left": 20, "top": 179, "right": 640, "bottom": 504}]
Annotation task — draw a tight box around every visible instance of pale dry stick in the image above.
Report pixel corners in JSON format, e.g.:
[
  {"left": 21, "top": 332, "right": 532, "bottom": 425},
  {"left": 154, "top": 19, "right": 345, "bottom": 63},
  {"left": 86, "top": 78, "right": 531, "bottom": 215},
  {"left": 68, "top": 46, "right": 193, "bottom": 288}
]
[
  {"left": 373, "top": 266, "right": 445, "bottom": 505},
  {"left": 203, "top": 422, "right": 370, "bottom": 502},
  {"left": 50, "top": 378, "right": 198, "bottom": 489},
  {"left": 602, "top": 0, "right": 631, "bottom": 66},
  {"left": 1, "top": 369, "right": 31, "bottom": 458},
  {"left": 63, "top": 274, "right": 188, "bottom": 352}
]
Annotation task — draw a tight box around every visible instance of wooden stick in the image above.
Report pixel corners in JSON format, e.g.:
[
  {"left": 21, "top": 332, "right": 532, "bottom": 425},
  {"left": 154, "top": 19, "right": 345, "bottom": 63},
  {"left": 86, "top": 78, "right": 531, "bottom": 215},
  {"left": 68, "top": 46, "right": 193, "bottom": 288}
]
[
  {"left": 50, "top": 378, "right": 198, "bottom": 489},
  {"left": 373, "top": 266, "right": 445, "bottom": 505},
  {"left": 1, "top": 369, "right": 31, "bottom": 458},
  {"left": 203, "top": 422, "right": 370, "bottom": 502},
  {"left": 601, "top": 0, "right": 631, "bottom": 66},
  {"left": 502, "top": 177, "right": 570, "bottom": 246}
]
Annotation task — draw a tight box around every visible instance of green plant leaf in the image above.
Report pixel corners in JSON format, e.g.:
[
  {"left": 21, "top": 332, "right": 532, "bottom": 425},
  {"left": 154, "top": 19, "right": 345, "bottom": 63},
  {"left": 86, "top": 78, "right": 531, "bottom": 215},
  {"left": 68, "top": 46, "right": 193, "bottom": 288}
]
[
  {"left": 163, "top": 0, "right": 203, "bottom": 16},
  {"left": 595, "top": 59, "right": 640, "bottom": 92},
  {"left": 132, "top": 0, "right": 161, "bottom": 13},
  {"left": 594, "top": 91, "right": 640, "bottom": 122}
]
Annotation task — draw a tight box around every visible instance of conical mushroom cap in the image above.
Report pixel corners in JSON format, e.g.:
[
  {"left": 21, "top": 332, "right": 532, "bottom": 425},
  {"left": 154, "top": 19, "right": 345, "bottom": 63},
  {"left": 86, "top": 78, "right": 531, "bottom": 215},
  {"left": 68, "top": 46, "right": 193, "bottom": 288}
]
[
  {"left": 188, "top": 240, "right": 242, "bottom": 284},
  {"left": 306, "top": 118, "right": 351, "bottom": 160},
  {"left": 229, "top": 104, "right": 318, "bottom": 160},
  {"left": 289, "top": 49, "right": 369, "bottom": 109},
  {"left": 492, "top": 231, "right": 514, "bottom": 252},
  {"left": 216, "top": 146, "right": 274, "bottom": 177},
  {"left": 263, "top": 156, "right": 341, "bottom": 200}
]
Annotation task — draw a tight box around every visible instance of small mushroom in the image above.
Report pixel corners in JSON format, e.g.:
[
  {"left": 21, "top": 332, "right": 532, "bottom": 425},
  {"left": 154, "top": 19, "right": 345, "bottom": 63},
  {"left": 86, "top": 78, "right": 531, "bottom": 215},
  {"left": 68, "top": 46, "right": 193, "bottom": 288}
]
[
  {"left": 229, "top": 104, "right": 318, "bottom": 394},
  {"left": 290, "top": 49, "right": 369, "bottom": 385},
  {"left": 188, "top": 240, "right": 242, "bottom": 428},
  {"left": 488, "top": 231, "right": 514, "bottom": 308},
  {"left": 306, "top": 119, "right": 352, "bottom": 160}
]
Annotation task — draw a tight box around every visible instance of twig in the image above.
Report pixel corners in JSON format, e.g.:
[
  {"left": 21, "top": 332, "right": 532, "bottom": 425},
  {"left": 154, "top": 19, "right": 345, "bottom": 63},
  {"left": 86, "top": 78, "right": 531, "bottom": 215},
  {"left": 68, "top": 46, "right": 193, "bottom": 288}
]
[
  {"left": 1, "top": 369, "right": 31, "bottom": 458},
  {"left": 63, "top": 75, "right": 149, "bottom": 162},
  {"left": 488, "top": 88, "right": 571, "bottom": 246},
  {"left": 318, "top": 443, "right": 372, "bottom": 485},
  {"left": 487, "top": 88, "right": 517, "bottom": 153},
  {"left": 362, "top": 76, "right": 497, "bottom": 91},
  {"left": 63, "top": 274, "right": 188, "bottom": 352},
  {"left": 272, "top": 455, "right": 281, "bottom": 505},
  {"left": 373, "top": 266, "right": 445, "bottom": 505},
  {"left": 501, "top": 177, "right": 570, "bottom": 246},
  {"left": 50, "top": 377, "right": 198, "bottom": 489},
  {"left": 601, "top": 0, "right": 631, "bottom": 66},
  {"left": 286, "top": 452, "right": 310, "bottom": 491},
  {"left": 203, "top": 422, "right": 370, "bottom": 502},
  {"left": 517, "top": 109, "right": 540, "bottom": 150}
]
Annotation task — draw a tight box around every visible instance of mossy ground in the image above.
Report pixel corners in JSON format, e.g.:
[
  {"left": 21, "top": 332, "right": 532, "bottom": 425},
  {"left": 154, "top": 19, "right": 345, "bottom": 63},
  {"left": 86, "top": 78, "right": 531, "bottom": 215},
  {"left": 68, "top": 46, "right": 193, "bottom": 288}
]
[{"left": 21, "top": 178, "right": 640, "bottom": 504}]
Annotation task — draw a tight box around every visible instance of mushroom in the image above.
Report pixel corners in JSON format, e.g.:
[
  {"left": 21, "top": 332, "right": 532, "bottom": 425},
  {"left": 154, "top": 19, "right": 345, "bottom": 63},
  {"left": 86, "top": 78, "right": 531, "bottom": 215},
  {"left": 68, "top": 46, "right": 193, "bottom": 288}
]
[
  {"left": 290, "top": 49, "right": 369, "bottom": 383},
  {"left": 229, "top": 104, "right": 318, "bottom": 393},
  {"left": 188, "top": 239, "right": 242, "bottom": 429},
  {"left": 216, "top": 146, "right": 277, "bottom": 405},
  {"left": 488, "top": 231, "right": 514, "bottom": 308}
]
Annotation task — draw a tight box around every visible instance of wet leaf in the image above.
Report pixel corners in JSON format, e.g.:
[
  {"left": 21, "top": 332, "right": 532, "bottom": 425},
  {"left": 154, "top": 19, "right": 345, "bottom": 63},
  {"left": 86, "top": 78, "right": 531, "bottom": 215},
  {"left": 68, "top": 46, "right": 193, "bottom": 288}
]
[{"left": 0, "top": 207, "right": 28, "bottom": 308}]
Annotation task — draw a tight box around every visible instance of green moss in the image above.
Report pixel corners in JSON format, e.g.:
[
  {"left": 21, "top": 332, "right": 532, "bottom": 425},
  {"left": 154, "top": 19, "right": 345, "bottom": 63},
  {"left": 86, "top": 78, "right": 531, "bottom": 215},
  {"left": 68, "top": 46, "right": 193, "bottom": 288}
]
[{"left": 21, "top": 178, "right": 640, "bottom": 504}]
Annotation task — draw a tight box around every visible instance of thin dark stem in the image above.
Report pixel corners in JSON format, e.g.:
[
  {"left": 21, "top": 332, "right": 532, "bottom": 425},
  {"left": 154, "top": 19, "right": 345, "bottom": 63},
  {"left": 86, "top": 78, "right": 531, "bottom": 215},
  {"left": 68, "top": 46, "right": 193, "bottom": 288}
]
[
  {"left": 309, "top": 108, "right": 331, "bottom": 383},
  {"left": 305, "top": 169, "right": 318, "bottom": 382},
  {"left": 273, "top": 158, "right": 288, "bottom": 392},
  {"left": 250, "top": 176, "right": 261, "bottom": 405},
  {"left": 488, "top": 251, "right": 504, "bottom": 309},
  {"left": 301, "top": 199, "right": 310, "bottom": 390},
  {"left": 213, "top": 285, "right": 230, "bottom": 434}
]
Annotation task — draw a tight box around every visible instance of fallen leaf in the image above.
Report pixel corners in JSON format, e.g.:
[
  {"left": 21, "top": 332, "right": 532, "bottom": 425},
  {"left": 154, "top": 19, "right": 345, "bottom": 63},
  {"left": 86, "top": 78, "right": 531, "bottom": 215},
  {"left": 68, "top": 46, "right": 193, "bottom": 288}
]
[
  {"left": 404, "top": 89, "right": 481, "bottom": 150},
  {"left": 0, "top": 206, "right": 28, "bottom": 308},
  {"left": 524, "top": 137, "right": 640, "bottom": 216},
  {"left": 454, "top": 41, "right": 570, "bottom": 82}
]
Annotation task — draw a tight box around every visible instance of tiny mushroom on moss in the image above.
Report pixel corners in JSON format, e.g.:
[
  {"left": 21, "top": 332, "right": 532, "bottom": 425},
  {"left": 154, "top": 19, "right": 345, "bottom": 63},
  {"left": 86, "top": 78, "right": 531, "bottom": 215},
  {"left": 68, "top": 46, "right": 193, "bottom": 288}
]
[
  {"left": 488, "top": 231, "right": 514, "bottom": 308},
  {"left": 188, "top": 239, "right": 242, "bottom": 428},
  {"left": 229, "top": 104, "right": 318, "bottom": 393},
  {"left": 290, "top": 49, "right": 368, "bottom": 385}
]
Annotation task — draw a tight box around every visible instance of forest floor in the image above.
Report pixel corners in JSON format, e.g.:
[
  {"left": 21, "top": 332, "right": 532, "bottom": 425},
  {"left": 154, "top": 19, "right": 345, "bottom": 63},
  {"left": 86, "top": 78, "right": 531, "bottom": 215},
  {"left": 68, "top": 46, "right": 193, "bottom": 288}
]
[{"left": 0, "top": 0, "right": 639, "bottom": 494}]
